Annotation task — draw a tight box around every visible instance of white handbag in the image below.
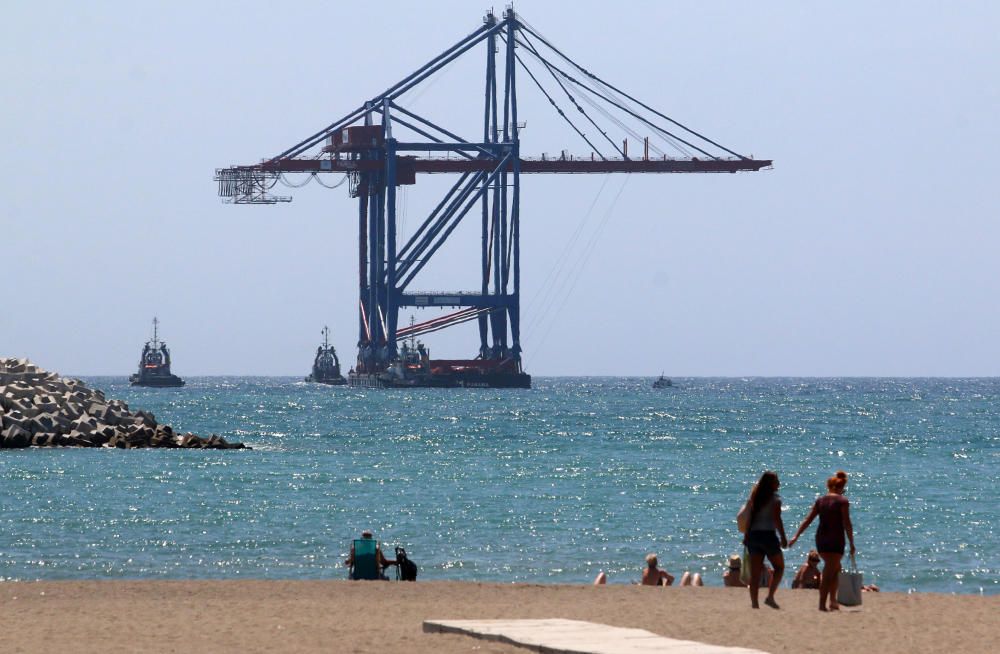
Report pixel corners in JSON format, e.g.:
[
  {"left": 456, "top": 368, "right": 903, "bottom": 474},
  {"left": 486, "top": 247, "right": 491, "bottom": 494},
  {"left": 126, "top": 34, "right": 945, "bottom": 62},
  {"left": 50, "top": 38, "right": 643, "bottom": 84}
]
[
  {"left": 837, "top": 554, "right": 863, "bottom": 606},
  {"left": 736, "top": 500, "right": 752, "bottom": 534}
]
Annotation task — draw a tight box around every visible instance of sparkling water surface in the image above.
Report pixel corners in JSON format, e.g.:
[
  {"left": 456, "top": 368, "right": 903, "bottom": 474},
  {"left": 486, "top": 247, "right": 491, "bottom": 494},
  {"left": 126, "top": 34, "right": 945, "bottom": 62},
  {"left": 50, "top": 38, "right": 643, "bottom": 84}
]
[{"left": 2, "top": 377, "right": 997, "bottom": 594}]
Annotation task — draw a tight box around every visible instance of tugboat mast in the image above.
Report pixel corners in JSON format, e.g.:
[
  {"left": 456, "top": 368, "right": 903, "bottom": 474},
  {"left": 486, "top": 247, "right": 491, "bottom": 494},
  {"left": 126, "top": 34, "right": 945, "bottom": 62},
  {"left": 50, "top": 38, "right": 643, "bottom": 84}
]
[{"left": 151, "top": 316, "right": 160, "bottom": 349}]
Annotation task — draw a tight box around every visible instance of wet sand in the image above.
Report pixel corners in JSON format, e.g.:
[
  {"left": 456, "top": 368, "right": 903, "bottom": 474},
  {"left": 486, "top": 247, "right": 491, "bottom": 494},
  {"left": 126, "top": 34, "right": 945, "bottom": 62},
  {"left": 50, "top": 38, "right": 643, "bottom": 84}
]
[{"left": 1, "top": 580, "right": 995, "bottom": 653}]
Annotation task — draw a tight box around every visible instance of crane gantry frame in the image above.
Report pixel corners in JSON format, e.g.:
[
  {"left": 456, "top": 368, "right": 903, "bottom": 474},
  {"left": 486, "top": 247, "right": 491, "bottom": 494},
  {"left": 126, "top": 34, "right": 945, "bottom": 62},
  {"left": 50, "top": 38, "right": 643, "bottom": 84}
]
[{"left": 216, "top": 8, "right": 771, "bottom": 388}]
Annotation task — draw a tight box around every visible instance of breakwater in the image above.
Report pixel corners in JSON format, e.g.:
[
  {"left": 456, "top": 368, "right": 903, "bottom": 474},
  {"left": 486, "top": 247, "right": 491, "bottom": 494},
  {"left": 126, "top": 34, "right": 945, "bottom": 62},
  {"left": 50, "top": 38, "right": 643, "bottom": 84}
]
[{"left": 0, "top": 358, "right": 245, "bottom": 449}]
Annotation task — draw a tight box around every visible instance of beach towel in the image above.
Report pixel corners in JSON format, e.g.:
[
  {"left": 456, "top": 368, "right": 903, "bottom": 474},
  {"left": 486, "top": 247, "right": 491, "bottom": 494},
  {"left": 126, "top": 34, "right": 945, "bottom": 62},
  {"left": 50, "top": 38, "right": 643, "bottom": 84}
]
[{"left": 837, "top": 554, "right": 863, "bottom": 606}]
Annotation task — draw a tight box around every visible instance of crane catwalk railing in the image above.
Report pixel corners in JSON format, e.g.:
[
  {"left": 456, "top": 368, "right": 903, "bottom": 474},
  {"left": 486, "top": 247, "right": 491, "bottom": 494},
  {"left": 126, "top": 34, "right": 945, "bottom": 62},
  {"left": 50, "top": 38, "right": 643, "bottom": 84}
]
[{"left": 216, "top": 154, "right": 770, "bottom": 201}]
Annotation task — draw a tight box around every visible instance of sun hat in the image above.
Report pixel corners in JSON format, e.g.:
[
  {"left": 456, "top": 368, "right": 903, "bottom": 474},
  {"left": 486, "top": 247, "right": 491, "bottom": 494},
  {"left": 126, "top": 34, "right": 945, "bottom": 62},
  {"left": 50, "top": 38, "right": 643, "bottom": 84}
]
[{"left": 728, "top": 554, "right": 742, "bottom": 569}]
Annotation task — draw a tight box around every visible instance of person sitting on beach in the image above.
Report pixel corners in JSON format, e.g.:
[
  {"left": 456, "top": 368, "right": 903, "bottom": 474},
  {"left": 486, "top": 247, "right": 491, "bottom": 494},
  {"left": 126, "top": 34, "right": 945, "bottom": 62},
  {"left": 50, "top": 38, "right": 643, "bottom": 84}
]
[
  {"left": 345, "top": 530, "right": 396, "bottom": 579},
  {"left": 722, "top": 555, "right": 772, "bottom": 588},
  {"left": 723, "top": 554, "right": 747, "bottom": 587},
  {"left": 641, "top": 553, "right": 675, "bottom": 586},
  {"left": 592, "top": 566, "right": 696, "bottom": 586},
  {"left": 792, "top": 550, "right": 822, "bottom": 589}
]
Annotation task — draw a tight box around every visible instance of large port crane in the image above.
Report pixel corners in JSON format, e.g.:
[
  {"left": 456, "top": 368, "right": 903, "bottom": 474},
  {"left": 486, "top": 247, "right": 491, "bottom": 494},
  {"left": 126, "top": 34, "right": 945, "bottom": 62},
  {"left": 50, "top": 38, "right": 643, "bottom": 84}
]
[{"left": 216, "top": 9, "right": 771, "bottom": 388}]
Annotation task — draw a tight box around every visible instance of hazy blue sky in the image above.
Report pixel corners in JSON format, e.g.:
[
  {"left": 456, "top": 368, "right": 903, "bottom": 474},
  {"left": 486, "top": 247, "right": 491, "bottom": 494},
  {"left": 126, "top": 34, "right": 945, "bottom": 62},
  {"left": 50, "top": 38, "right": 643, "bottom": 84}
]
[{"left": 2, "top": 1, "right": 998, "bottom": 376}]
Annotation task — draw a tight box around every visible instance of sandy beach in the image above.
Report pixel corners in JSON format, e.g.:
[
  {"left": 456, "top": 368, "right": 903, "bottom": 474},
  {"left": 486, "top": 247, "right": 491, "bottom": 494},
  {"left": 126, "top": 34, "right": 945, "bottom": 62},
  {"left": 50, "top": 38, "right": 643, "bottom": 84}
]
[{"left": 1, "top": 580, "right": 995, "bottom": 653}]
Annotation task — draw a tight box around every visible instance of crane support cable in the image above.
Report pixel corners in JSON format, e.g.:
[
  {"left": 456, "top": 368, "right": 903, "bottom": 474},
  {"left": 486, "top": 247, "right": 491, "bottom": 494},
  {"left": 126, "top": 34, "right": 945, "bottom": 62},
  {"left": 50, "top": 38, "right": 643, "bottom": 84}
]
[
  {"left": 529, "top": 175, "right": 631, "bottom": 356},
  {"left": 517, "top": 39, "right": 718, "bottom": 161},
  {"left": 566, "top": 79, "right": 682, "bottom": 158},
  {"left": 517, "top": 22, "right": 748, "bottom": 160},
  {"left": 499, "top": 35, "right": 605, "bottom": 159},
  {"left": 514, "top": 31, "right": 625, "bottom": 159},
  {"left": 525, "top": 174, "right": 611, "bottom": 321}
]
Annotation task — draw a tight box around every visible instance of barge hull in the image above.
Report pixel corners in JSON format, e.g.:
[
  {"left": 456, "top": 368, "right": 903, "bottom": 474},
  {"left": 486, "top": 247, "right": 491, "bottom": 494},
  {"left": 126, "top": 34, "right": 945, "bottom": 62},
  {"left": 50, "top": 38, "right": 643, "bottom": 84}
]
[{"left": 348, "top": 371, "right": 530, "bottom": 389}]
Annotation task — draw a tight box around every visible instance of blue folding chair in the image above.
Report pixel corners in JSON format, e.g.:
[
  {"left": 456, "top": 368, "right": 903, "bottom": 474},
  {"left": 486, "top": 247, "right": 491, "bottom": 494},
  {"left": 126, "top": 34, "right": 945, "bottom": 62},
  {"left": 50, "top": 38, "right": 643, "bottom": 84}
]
[{"left": 350, "top": 538, "right": 381, "bottom": 580}]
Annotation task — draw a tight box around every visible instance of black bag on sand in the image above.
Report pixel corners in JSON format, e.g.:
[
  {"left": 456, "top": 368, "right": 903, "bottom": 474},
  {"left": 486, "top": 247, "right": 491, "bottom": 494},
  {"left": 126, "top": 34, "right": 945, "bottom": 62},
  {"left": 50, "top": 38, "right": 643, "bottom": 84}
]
[{"left": 396, "top": 547, "right": 418, "bottom": 582}]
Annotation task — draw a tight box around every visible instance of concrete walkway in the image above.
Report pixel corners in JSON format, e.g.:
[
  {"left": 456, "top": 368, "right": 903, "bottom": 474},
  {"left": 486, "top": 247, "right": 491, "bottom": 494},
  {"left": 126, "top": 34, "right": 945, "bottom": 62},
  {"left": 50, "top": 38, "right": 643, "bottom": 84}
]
[{"left": 423, "top": 618, "right": 770, "bottom": 654}]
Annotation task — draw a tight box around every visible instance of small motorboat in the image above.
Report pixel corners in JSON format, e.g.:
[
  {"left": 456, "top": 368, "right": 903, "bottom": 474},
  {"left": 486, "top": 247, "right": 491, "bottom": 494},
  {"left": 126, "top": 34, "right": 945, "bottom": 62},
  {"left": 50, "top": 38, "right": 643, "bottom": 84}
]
[{"left": 652, "top": 373, "right": 672, "bottom": 389}]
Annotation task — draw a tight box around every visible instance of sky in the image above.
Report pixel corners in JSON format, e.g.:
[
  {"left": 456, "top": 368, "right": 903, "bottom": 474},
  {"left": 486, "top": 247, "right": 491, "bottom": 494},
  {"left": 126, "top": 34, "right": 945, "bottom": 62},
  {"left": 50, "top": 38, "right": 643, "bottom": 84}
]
[{"left": 2, "top": 1, "right": 999, "bottom": 376}]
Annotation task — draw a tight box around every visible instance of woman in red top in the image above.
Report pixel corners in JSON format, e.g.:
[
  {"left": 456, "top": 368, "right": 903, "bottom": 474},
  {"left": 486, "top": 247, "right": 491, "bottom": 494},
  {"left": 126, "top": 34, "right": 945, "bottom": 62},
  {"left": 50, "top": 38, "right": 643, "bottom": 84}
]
[{"left": 789, "top": 471, "right": 856, "bottom": 611}]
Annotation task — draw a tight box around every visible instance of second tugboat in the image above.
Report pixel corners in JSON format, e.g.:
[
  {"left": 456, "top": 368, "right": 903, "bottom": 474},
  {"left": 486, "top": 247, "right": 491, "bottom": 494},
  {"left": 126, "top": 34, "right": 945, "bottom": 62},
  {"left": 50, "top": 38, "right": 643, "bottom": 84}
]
[
  {"left": 305, "top": 326, "right": 346, "bottom": 385},
  {"left": 129, "top": 317, "right": 185, "bottom": 387}
]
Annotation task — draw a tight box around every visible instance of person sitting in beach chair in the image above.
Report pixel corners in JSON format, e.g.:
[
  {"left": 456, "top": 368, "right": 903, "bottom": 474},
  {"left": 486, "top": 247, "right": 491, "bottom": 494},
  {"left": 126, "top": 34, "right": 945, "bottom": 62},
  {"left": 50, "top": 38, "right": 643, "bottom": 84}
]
[
  {"left": 345, "top": 530, "right": 396, "bottom": 580},
  {"left": 641, "top": 553, "right": 675, "bottom": 586}
]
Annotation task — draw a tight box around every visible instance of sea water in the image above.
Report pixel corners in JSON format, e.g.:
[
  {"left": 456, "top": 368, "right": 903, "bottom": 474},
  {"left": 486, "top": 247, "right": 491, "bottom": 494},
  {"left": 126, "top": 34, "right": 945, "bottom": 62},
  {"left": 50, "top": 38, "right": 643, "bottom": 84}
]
[{"left": 1, "top": 377, "right": 997, "bottom": 594}]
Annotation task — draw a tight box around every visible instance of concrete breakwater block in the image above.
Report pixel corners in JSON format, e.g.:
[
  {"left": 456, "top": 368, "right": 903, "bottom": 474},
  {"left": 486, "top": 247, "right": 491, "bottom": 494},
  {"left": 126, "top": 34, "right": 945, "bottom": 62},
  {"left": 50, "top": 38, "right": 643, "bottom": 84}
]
[{"left": 0, "top": 356, "right": 249, "bottom": 450}]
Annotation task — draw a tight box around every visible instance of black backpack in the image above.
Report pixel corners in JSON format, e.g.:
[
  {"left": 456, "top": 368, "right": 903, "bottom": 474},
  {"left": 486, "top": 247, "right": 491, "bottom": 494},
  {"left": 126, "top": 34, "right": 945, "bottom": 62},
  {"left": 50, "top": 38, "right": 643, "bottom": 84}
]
[{"left": 396, "top": 547, "right": 418, "bottom": 581}]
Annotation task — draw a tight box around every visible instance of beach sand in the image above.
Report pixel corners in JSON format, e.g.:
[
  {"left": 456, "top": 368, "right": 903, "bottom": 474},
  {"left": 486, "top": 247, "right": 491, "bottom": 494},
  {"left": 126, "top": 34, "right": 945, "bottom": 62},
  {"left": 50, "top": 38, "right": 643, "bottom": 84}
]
[{"left": 1, "top": 580, "right": 995, "bottom": 653}]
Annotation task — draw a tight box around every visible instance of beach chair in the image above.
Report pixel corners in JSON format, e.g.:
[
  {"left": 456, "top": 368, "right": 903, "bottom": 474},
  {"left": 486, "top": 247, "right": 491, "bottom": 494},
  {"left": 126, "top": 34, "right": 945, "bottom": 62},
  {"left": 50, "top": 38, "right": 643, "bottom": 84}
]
[{"left": 350, "top": 538, "right": 381, "bottom": 580}]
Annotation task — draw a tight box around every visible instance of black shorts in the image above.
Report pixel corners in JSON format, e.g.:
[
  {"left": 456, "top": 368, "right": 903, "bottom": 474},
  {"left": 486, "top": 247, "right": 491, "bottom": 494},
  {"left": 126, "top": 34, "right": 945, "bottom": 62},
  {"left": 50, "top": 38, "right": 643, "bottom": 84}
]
[
  {"left": 745, "top": 530, "right": 781, "bottom": 557},
  {"left": 815, "top": 536, "right": 845, "bottom": 556}
]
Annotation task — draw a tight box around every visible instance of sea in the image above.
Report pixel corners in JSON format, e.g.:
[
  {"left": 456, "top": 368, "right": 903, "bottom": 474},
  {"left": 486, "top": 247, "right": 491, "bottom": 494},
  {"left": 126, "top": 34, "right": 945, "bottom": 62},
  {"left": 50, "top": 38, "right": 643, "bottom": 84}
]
[{"left": 1, "top": 377, "right": 997, "bottom": 594}]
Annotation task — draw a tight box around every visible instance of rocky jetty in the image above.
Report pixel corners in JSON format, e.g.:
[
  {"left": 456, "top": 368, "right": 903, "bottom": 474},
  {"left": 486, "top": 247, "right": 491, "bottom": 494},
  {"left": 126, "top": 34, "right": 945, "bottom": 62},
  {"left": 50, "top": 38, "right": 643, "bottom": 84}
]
[{"left": 0, "top": 357, "right": 248, "bottom": 450}]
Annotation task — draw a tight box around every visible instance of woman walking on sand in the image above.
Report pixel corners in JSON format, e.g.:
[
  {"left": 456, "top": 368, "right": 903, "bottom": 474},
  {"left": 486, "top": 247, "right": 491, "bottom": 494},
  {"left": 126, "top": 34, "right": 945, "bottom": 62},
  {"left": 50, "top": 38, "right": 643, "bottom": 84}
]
[
  {"left": 742, "top": 470, "right": 788, "bottom": 609},
  {"left": 789, "top": 471, "right": 856, "bottom": 611}
]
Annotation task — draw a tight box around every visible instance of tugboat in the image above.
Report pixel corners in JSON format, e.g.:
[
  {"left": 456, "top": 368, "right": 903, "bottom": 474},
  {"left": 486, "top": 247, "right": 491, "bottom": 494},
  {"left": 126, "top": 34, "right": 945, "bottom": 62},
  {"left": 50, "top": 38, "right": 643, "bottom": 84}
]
[
  {"left": 129, "top": 317, "right": 185, "bottom": 387},
  {"left": 652, "top": 373, "right": 672, "bottom": 389},
  {"left": 305, "top": 326, "right": 346, "bottom": 385}
]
